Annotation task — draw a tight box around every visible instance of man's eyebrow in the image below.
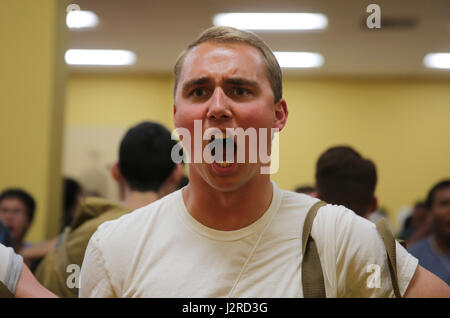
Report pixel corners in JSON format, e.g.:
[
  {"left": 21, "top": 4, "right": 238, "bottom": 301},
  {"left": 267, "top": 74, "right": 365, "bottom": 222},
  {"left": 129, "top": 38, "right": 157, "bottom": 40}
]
[
  {"left": 182, "top": 77, "right": 212, "bottom": 92},
  {"left": 224, "top": 78, "right": 259, "bottom": 87},
  {"left": 181, "top": 77, "right": 260, "bottom": 93}
]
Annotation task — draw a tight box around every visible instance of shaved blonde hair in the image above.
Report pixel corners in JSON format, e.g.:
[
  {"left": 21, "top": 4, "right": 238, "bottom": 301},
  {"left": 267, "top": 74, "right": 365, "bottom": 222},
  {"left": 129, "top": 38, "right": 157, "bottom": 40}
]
[{"left": 173, "top": 26, "right": 282, "bottom": 103}]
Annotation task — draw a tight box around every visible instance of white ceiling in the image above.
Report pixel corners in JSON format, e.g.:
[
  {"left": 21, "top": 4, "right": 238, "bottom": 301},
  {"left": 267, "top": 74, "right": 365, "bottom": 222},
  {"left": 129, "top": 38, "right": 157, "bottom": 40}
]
[{"left": 68, "top": 0, "right": 450, "bottom": 77}]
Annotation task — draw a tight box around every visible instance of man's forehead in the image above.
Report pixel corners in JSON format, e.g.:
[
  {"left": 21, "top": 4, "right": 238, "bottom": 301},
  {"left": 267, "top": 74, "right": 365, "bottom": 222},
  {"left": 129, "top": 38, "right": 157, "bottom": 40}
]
[
  {"left": 436, "top": 187, "right": 450, "bottom": 198},
  {"left": 188, "top": 41, "right": 263, "bottom": 59},
  {"left": 180, "top": 42, "right": 266, "bottom": 82},
  {"left": 0, "top": 197, "right": 25, "bottom": 207}
]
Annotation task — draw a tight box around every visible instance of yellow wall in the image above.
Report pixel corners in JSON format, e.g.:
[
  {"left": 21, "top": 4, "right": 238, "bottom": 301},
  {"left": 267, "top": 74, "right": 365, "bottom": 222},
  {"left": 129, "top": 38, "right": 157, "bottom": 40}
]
[
  {"left": 66, "top": 74, "right": 173, "bottom": 129},
  {"left": 275, "top": 78, "right": 450, "bottom": 229},
  {"left": 0, "top": 0, "right": 68, "bottom": 242},
  {"left": 65, "top": 74, "right": 450, "bottom": 230}
]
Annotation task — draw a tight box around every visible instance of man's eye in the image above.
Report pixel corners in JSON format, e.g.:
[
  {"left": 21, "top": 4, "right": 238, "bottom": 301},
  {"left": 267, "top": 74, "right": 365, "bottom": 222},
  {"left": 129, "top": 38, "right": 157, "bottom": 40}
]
[
  {"left": 232, "top": 87, "right": 251, "bottom": 97},
  {"left": 191, "top": 88, "right": 207, "bottom": 97}
]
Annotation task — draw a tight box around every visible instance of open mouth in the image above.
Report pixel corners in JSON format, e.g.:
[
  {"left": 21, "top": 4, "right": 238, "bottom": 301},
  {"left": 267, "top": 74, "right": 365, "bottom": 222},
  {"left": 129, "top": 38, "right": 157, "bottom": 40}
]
[{"left": 208, "top": 132, "right": 237, "bottom": 168}]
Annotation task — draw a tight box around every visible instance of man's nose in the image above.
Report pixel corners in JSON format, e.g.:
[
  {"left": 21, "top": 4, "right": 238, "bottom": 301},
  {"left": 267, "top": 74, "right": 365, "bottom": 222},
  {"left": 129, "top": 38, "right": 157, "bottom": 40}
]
[{"left": 206, "top": 88, "right": 232, "bottom": 120}]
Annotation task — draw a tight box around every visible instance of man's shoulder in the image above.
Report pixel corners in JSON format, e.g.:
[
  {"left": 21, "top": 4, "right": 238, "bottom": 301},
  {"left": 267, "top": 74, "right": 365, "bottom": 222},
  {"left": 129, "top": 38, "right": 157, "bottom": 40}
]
[
  {"left": 277, "top": 188, "right": 365, "bottom": 238},
  {"left": 279, "top": 189, "right": 319, "bottom": 208},
  {"left": 93, "top": 189, "right": 182, "bottom": 243},
  {"left": 84, "top": 190, "right": 182, "bottom": 272},
  {"left": 278, "top": 188, "right": 357, "bottom": 222}
]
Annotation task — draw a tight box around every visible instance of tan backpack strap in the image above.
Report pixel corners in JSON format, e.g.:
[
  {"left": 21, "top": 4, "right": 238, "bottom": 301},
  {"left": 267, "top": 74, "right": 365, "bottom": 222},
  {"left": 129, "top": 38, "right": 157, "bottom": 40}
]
[
  {"left": 302, "top": 201, "right": 327, "bottom": 298},
  {"left": 375, "top": 218, "right": 402, "bottom": 298}
]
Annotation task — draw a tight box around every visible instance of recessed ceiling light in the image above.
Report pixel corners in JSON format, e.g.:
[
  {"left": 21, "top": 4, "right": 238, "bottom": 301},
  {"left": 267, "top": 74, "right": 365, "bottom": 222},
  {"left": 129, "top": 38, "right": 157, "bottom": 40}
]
[
  {"left": 65, "top": 49, "right": 136, "bottom": 66},
  {"left": 213, "top": 13, "right": 327, "bottom": 30},
  {"left": 66, "top": 10, "right": 99, "bottom": 29},
  {"left": 274, "top": 52, "right": 324, "bottom": 68},
  {"left": 423, "top": 53, "right": 450, "bottom": 69}
]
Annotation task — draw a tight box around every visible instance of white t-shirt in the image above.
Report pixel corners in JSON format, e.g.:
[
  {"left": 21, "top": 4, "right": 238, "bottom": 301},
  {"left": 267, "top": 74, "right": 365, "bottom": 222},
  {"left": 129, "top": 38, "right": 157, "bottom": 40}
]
[{"left": 79, "top": 182, "right": 418, "bottom": 298}]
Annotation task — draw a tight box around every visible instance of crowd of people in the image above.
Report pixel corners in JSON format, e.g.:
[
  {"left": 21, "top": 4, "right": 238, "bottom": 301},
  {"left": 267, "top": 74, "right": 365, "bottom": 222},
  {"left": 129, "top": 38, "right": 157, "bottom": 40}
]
[
  {"left": 0, "top": 26, "right": 449, "bottom": 297},
  {"left": 294, "top": 146, "right": 450, "bottom": 286}
]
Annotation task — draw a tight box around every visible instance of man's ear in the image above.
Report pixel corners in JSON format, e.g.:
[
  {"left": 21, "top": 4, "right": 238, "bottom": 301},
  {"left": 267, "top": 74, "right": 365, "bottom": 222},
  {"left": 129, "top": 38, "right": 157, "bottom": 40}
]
[
  {"left": 310, "top": 191, "right": 319, "bottom": 198},
  {"left": 111, "top": 162, "right": 123, "bottom": 183},
  {"left": 274, "top": 98, "right": 288, "bottom": 132},
  {"left": 315, "top": 189, "right": 322, "bottom": 200}
]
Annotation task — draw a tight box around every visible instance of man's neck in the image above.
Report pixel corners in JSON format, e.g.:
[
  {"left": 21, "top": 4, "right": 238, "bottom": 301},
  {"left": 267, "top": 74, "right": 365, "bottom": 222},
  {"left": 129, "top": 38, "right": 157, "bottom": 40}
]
[
  {"left": 183, "top": 173, "right": 273, "bottom": 231},
  {"left": 431, "top": 235, "right": 450, "bottom": 255},
  {"left": 123, "top": 190, "right": 160, "bottom": 211}
]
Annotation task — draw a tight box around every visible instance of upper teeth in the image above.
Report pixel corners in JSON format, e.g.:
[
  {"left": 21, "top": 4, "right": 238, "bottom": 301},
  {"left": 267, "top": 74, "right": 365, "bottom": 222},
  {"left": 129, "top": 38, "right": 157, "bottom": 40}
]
[
  {"left": 217, "top": 161, "right": 233, "bottom": 167},
  {"left": 212, "top": 132, "right": 228, "bottom": 140}
]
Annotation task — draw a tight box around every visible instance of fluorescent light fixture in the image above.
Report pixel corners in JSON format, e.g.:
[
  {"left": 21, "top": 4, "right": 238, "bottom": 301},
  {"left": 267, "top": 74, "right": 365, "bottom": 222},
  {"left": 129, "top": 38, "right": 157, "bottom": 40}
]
[
  {"left": 274, "top": 52, "right": 324, "bottom": 68},
  {"left": 423, "top": 53, "right": 450, "bottom": 69},
  {"left": 65, "top": 49, "right": 136, "bottom": 66},
  {"left": 66, "top": 10, "right": 99, "bottom": 29},
  {"left": 213, "top": 13, "right": 327, "bottom": 30}
]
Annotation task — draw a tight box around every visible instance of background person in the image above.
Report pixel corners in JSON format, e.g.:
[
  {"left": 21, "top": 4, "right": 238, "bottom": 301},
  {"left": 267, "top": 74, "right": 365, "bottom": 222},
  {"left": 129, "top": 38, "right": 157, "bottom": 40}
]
[
  {"left": 20, "top": 178, "right": 84, "bottom": 271},
  {"left": 398, "top": 202, "right": 431, "bottom": 246},
  {"left": 61, "top": 178, "right": 84, "bottom": 231},
  {"left": 408, "top": 180, "right": 450, "bottom": 285},
  {"left": 0, "top": 189, "right": 36, "bottom": 256},
  {"left": 35, "top": 121, "right": 184, "bottom": 297},
  {"left": 0, "top": 220, "right": 14, "bottom": 248},
  {"left": 315, "top": 146, "right": 378, "bottom": 219}
]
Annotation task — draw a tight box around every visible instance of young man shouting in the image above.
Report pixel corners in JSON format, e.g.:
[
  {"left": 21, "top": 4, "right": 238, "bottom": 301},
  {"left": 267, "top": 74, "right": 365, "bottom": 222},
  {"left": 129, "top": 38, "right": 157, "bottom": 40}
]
[{"left": 80, "top": 26, "right": 449, "bottom": 298}]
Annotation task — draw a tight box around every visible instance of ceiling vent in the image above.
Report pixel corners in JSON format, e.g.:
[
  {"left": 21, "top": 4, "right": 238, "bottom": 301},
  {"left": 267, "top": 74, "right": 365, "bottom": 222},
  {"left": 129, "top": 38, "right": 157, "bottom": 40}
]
[{"left": 361, "top": 17, "right": 418, "bottom": 30}]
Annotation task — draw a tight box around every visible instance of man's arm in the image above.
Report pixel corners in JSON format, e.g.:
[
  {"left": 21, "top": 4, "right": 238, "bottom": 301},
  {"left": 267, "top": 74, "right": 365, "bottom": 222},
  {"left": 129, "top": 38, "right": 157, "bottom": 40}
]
[
  {"left": 15, "top": 264, "right": 57, "bottom": 298},
  {"left": 403, "top": 265, "right": 450, "bottom": 297},
  {"left": 20, "top": 237, "right": 58, "bottom": 267},
  {"left": 1, "top": 242, "right": 57, "bottom": 297}
]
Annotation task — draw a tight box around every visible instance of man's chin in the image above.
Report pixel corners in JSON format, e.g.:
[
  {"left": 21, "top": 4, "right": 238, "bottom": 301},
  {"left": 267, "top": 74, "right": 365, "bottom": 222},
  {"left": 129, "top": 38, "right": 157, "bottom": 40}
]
[
  {"left": 205, "top": 175, "right": 244, "bottom": 193},
  {"left": 212, "top": 182, "right": 244, "bottom": 193},
  {"left": 206, "top": 165, "right": 265, "bottom": 193}
]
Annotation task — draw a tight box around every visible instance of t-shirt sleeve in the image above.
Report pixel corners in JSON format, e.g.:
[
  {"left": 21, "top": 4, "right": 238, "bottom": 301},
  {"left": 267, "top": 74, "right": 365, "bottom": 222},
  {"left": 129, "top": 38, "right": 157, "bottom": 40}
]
[
  {"left": 313, "top": 206, "right": 418, "bottom": 297},
  {"left": 0, "top": 242, "right": 23, "bottom": 295},
  {"left": 79, "top": 230, "right": 116, "bottom": 298}
]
